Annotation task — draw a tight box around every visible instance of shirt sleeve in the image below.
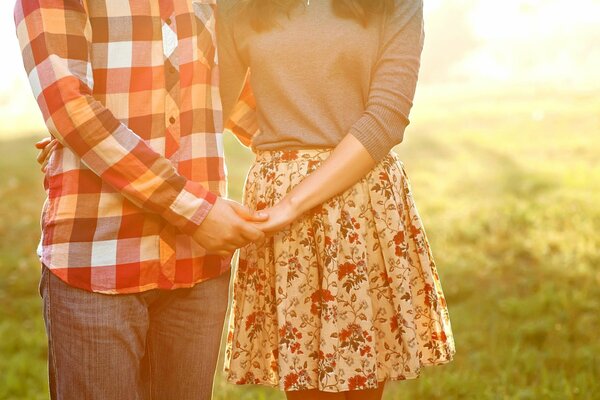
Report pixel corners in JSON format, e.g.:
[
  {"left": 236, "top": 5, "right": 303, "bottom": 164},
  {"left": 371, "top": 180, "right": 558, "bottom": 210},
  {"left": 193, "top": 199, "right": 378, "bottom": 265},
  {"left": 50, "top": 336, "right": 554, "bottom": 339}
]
[
  {"left": 14, "top": 0, "right": 216, "bottom": 236},
  {"left": 349, "top": 0, "right": 425, "bottom": 162},
  {"left": 216, "top": 1, "right": 259, "bottom": 147}
]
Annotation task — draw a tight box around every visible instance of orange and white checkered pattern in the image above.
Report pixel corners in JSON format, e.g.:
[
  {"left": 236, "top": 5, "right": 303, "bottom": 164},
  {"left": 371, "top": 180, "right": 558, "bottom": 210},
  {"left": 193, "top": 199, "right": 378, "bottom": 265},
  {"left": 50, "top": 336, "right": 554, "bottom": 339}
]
[{"left": 14, "top": 0, "right": 258, "bottom": 293}]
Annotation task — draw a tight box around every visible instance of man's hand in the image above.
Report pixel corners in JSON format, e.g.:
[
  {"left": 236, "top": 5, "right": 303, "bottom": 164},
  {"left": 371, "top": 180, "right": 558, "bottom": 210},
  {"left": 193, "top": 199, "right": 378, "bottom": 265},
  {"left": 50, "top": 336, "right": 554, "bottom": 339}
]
[
  {"left": 35, "top": 136, "right": 266, "bottom": 254},
  {"left": 35, "top": 137, "right": 58, "bottom": 172},
  {"left": 192, "top": 198, "right": 268, "bottom": 256}
]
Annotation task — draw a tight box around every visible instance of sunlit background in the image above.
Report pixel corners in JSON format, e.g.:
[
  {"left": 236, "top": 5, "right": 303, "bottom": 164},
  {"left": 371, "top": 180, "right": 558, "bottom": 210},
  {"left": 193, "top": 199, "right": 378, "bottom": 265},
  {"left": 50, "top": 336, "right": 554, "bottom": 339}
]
[
  {"left": 1, "top": 0, "right": 599, "bottom": 139},
  {"left": 1, "top": 1, "right": 599, "bottom": 399}
]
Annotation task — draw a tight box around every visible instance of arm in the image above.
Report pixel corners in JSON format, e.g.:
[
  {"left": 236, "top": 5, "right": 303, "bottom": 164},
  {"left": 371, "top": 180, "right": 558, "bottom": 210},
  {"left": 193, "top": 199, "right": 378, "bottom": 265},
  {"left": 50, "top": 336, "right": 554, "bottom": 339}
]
[
  {"left": 216, "top": 2, "right": 259, "bottom": 147},
  {"left": 15, "top": 0, "right": 265, "bottom": 251},
  {"left": 257, "top": 0, "right": 425, "bottom": 232},
  {"left": 15, "top": 0, "right": 213, "bottom": 234},
  {"left": 257, "top": 135, "right": 377, "bottom": 232}
]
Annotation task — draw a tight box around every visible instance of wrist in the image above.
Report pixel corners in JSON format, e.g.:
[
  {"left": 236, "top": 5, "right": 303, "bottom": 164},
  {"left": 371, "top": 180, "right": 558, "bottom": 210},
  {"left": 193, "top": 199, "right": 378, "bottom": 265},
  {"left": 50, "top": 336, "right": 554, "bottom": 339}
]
[{"left": 282, "top": 194, "right": 305, "bottom": 219}]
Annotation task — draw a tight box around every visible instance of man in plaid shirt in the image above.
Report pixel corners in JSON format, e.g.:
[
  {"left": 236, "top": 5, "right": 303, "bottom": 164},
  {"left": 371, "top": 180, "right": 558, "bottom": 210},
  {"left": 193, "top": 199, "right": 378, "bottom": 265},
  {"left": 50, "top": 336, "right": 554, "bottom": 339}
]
[{"left": 14, "top": 0, "right": 263, "bottom": 398}]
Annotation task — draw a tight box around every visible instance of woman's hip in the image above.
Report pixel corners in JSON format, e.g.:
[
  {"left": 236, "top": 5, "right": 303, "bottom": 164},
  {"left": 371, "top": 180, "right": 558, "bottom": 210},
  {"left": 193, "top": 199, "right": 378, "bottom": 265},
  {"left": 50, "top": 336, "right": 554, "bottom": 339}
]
[{"left": 243, "top": 148, "right": 406, "bottom": 210}]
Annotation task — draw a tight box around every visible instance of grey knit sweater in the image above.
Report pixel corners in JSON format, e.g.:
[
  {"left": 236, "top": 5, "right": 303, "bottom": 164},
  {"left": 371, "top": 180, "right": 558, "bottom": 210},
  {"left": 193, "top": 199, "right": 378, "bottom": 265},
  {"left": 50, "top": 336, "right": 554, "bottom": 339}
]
[{"left": 217, "top": 0, "right": 424, "bottom": 161}]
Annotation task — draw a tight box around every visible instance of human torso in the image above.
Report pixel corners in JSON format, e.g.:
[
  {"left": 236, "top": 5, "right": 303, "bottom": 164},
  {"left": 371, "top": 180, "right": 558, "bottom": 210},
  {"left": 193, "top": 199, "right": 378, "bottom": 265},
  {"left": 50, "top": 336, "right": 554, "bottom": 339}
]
[
  {"left": 41, "top": 0, "right": 227, "bottom": 292},
  {"left": 229, "top": 0, "right": 382, "bottom": 150}
]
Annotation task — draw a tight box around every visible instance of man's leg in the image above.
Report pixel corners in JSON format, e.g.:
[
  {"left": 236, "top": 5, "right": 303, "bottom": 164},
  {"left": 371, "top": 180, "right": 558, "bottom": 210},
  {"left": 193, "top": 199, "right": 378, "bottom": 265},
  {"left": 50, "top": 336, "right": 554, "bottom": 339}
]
[
  {"left": 146, "top": 270, "right": 231, "bottom": 400},
  {"left": 40, "top": 266, "right": 151, "bottom": 400}
]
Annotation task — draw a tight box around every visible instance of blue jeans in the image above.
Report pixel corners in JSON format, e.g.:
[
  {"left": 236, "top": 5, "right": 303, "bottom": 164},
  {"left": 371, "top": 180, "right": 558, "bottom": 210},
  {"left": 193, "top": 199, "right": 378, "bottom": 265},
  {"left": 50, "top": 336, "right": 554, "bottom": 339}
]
[{"left": 39, "top": 266, "right": 230, "bottom": 400}]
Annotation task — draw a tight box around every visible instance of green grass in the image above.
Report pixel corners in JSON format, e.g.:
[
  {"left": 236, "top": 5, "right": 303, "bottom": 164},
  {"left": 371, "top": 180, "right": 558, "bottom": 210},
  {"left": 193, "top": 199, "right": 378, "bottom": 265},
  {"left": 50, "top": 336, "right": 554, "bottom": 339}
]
[{"left": 1, "top": 86, "right": 599, "bottom": 399}]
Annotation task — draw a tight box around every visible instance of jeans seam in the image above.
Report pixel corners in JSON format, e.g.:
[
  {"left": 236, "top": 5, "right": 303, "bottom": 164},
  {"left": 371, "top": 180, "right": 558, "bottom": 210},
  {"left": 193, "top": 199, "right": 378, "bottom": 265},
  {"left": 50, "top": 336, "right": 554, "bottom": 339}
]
[
  {"left": 147, "top": 337, "right": 155, "bottom": 400},
  {"left": 45, "top": 270, "right": 60, "bottom": 400}
]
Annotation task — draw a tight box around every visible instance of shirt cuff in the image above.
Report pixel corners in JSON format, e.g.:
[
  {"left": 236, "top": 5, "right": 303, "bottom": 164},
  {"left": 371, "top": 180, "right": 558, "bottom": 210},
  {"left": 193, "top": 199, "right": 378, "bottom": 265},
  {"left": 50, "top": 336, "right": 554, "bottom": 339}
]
[
  {"left": 161, "top": 181, "right": 218, "bottom": 236},
  {"left": 349, "top": 106, "right": 409, "bottom": 162}
]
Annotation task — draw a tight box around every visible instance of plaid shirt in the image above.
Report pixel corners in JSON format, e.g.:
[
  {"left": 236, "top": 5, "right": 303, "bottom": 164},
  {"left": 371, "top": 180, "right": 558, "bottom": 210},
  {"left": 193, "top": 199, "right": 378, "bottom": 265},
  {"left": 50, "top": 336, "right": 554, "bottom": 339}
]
[{"left": 14, "top": 0, "right": 257, "bottom": 294}]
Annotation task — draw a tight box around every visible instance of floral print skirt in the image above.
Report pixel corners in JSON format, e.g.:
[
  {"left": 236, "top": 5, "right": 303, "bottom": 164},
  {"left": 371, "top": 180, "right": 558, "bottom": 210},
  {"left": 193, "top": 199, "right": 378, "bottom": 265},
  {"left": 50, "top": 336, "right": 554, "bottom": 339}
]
[{"left": 225, "top": 149, "right": 455, "bottom": 392}]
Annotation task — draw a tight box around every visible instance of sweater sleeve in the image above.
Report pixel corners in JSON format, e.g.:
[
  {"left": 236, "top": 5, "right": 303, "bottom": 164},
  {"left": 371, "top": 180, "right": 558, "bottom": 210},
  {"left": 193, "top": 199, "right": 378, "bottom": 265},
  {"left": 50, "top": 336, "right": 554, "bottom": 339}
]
[
  {"left": 349, "top": 0, "right": 425, "bottom": 162},
  {"left": 216, "top": 2, "right": 249, "bottom": 124},
  {"left": 216, "top": 2, "right": 259, "bottom": 147}
]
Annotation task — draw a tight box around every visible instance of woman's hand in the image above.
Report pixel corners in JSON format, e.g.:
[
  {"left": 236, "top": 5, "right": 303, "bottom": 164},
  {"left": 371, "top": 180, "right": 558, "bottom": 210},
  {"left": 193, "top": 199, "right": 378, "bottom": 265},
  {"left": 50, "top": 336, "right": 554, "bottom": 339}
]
[
  {"left": 35, "top": 137, "right": 59, "bottom": 172},
  {"left": 254, "top": 197, "right": 301, "bottom": 234}
]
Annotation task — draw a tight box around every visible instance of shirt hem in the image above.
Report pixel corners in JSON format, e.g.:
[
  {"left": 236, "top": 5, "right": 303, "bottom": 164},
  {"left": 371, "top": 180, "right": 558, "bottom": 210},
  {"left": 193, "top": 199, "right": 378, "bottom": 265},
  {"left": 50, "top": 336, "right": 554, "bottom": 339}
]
[{"left": 41, "top": 256, "right": 232, "bottom": 295}]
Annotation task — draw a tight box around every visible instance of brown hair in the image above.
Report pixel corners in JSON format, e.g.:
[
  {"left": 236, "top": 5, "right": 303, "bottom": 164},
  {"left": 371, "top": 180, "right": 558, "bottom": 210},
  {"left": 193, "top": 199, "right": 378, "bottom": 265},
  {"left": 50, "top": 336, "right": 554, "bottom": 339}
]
[{"left": 236, "top": 0, "right": 396, "bottom": 31}]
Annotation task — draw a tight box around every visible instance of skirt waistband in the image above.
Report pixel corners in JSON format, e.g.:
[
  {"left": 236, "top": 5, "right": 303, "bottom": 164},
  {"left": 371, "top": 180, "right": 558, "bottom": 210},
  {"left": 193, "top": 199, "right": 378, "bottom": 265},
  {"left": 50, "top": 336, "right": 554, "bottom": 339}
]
[
  {"left": 254, "top": 149, "right": 334, "bottom": 163},
  {"left": 254, "top": 149, "right": 399, "bottom": 165}
]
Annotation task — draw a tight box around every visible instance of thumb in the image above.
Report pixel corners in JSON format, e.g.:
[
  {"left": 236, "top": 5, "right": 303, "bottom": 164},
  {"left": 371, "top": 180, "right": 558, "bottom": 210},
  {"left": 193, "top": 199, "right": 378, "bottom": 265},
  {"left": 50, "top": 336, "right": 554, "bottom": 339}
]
[{"left": 228, "top": 200, "right": 268, "bottom": 222}]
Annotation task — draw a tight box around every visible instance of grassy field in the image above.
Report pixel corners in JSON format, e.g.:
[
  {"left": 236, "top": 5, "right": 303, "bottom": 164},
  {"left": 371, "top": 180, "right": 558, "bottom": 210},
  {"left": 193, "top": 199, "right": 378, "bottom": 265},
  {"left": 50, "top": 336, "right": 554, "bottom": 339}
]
[{"left": 1, "top": 86, "right": 599, "bottom": 399}]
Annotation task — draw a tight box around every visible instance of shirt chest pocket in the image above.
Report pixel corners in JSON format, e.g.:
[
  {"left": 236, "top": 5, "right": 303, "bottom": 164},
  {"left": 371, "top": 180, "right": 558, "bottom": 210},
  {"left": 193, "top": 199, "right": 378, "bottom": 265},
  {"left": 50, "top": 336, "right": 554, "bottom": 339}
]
[{"left": 192, "top": 0, "right": 218, "bottom": 66}]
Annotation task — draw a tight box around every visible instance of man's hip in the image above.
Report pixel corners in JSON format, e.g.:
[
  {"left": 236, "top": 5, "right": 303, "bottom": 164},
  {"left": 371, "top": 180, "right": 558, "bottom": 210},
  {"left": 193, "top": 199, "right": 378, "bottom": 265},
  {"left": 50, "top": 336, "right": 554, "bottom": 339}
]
[{"left": 40, "top": 266, "right": 230, "bottom": 400}]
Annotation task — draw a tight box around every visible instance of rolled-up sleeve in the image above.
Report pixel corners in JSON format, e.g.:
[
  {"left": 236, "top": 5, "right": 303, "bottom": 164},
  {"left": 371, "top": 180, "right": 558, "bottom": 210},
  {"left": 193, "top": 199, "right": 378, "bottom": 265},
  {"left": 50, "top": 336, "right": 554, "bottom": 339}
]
[
  {"left": 14, "top": 0, "right": 216, "bottom": 235},
  {"left": 349, "top": 0, "right": 425, "bottom": 162}
]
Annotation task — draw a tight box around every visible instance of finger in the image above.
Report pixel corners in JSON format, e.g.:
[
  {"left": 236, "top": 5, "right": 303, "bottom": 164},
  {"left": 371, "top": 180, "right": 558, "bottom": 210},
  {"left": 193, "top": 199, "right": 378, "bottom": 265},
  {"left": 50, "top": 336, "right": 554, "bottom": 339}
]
[
  {"left": 35, "top": 137, "right": 52, "bottom": 149},
  {"left": 221, "top": 228, "right": 253, "bottom": 248},
  {"left": 220, "top": 231, "right": 248, "bottom": 249},
  {"left": 229, "top": 201, "right": 268, "bottom": 222},
  {"left": 38, "top": 140, "right": 57, "bottom": 158},
  {"left": 226, "top": 200, "right": 250, "bottom": 218},
  {"left": 37, "top": 141, "right": 57, "bottom": 166},
  {"left": 36, "top": 145, "right": 47, "bottom": 164},
  {"left": 207, "top": 250, "right": 233, "bottom": 257},
  {"left": 43, "top": 138, "right": 58, "bottom": 152},
  {"left": 222, "top": 239, "right": 246, "bottom": 251},
  {"left": 214, "top": 245, "right": 238, "bottom": 256},
  {"left": 204, "top": 238, "right": 237, "bottom": 253},
  {"left": 253, "top": 219, "right": 277, "bottom": 231},
  {"left": 36, "top": 145, "right": 49, "bottom": 164},
  {"left": 248, "top": 210, "right": 269, "bottom": 222},
  {"left": 254, "top": 235, "right": 268, "bottom": 247},
  {"left": 238, "top": 222, "right": 266, "bottom": 243},
  {"left": 40, "top": 145, "right": 57, "bottom": 168}
]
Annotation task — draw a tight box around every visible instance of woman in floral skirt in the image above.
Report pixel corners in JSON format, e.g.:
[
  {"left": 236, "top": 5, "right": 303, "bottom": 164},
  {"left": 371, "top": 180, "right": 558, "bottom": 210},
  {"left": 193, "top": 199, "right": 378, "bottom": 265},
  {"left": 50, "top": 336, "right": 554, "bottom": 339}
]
[{"left": 217, "top": 0, "right": 455, "bottom": 399}]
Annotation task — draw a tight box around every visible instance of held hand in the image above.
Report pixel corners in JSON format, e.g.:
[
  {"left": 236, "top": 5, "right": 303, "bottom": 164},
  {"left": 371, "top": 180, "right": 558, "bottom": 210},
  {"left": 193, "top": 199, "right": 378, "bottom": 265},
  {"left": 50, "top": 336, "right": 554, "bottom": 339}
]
[
  {"left": 35, "top": 137, "right": 58, "bottom": 172},
  {"left": 254, "top": 197, "right": 301, "bottom": 234},
  {"left": 191, "top": 198, "right": 268, "bottom": 256}
]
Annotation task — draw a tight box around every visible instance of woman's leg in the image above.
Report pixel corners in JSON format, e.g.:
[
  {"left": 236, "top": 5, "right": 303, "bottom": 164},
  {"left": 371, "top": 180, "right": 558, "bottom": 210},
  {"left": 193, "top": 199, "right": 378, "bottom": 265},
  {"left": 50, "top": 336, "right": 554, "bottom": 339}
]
[
  {"left": 345, "top": 382, "right": 386, "bottom": 400},
  {"left": 285, "top": 382, "right": 385, "bottom": 400},
  {"left": 285, "top": 390, "right": 346, "bottom": 400}
]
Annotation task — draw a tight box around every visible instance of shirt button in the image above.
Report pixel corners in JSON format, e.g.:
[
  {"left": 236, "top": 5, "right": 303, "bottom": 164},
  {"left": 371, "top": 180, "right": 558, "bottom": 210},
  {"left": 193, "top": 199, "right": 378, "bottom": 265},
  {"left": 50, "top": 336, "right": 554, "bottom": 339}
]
[
  {"left": 166, "top": 18, "right": 172, "bottom": 25},
  {"left": 169, "top": 116, "right": 176, "bottom": 124},
  {"left": 169, "top": 66, "right": 176, "bottom": 74}
]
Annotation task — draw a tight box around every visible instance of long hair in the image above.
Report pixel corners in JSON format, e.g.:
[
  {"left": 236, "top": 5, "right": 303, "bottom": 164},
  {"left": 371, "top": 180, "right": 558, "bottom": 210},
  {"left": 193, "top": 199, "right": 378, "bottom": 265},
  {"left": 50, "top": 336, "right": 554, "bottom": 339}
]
[{"left": 237, "top": 0, "right": 396, "bottom": 31}]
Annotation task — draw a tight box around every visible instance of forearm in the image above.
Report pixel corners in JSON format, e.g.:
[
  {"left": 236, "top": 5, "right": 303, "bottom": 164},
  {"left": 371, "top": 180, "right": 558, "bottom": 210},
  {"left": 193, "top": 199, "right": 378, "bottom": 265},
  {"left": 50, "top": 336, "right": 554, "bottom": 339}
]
[
  {"left": 15, "top": 0, "right": 215, "bottom": 234},
  {"left": 349, "top": 0, "right": 424, "bottom": 162},
  {"left": 249, "top": 0, "right": 424, "bottom": 234},
  {"left": 283, "top": 134, "right": 377, "bottom": 215},
  {"left": 38, "top": 78, "right": 216, "bottom": 234}
]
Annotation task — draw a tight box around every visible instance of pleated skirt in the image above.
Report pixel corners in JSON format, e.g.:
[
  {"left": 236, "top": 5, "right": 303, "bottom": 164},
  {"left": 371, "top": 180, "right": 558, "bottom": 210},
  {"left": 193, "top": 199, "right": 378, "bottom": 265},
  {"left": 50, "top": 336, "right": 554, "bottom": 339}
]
[{"left": 225, "top": 149, "right": 455, "bottom": 392}]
